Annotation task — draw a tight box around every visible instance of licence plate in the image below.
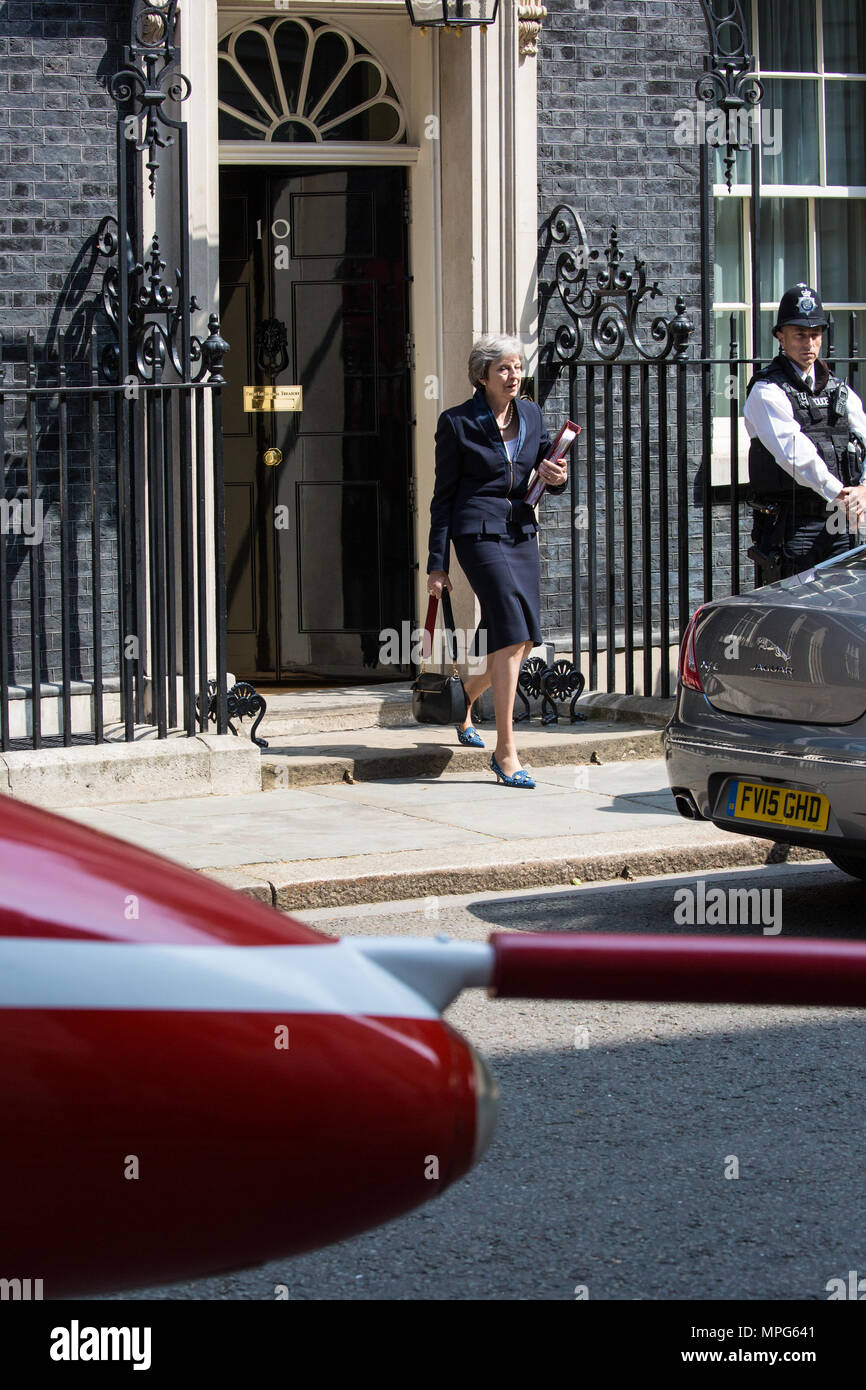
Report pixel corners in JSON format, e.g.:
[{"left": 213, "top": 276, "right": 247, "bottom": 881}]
[{"left": 725, "top": 780, "right": 830, "bottom": 832}]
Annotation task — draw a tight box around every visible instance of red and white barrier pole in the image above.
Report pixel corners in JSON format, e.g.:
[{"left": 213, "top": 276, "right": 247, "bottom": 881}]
[{"left": 488, "top": 930, "right": 866, "bottom": 1007}]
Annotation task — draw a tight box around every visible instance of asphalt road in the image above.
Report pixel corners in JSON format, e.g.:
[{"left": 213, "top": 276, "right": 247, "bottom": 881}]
[{"left": 98, "top": 861, "right": 866, "bottom": 1302}]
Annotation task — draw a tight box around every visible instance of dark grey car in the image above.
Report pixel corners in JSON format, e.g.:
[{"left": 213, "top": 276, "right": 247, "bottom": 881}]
[{"left": 664, "top": 544, "right": 866, "bottom": 880}]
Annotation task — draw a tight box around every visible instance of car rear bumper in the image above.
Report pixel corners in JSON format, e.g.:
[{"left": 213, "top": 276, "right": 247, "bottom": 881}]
[{"left": 665, "top": 696, "right": 866, "bottom": 852}]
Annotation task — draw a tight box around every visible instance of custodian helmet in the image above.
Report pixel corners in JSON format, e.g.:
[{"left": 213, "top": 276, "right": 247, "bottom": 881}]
[{"left": 774, "top": 283, "right": 828, "bottom": 333}]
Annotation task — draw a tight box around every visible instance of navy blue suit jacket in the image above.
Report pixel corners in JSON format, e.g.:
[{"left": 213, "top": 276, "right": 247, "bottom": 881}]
[{"left": 426, "top": 388, "right": 562, "bottom": 574}]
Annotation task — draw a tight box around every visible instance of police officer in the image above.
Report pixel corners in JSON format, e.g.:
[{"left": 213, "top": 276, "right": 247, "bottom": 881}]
[{"left": 744, "top": 283, "right": 866, "bottom": 580}]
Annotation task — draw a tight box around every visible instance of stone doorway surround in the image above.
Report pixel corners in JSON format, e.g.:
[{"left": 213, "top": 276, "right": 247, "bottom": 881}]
[{"left": 184, "top": 0, "right": 541, "bottom": 659}]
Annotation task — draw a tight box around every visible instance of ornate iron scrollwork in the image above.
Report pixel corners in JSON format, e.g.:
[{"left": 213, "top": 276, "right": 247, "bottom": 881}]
[
  {"left": 514, "top": 656, "right": 549, "bottom": 722},
  {"left": 109, "top": 1, "right": 189, "bottom": 197},
  {"left": 697, "top": 0, "right": 763, "bottom": 192},
  {"left": 544, "top": 660, "right": 587, "bottom": 723},
  {"left": 96, "top": 218, "right": 226, "bottom": 385},
  {"left": 197, "top": 680, "right": 269, "bottom": 749},
  {"left": 546, "top": 206, "right": 694, "bottom": 365},
  {"left": 98, "top": 3, "right": 220, "bottom": 387},
  {"left": 514, "top": 655, "right": 586, "bottom": 725}
]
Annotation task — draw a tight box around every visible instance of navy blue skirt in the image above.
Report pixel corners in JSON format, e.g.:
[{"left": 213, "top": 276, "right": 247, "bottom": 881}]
[{"left": 453, "top": 526, "right": 542, "bottom": 657}]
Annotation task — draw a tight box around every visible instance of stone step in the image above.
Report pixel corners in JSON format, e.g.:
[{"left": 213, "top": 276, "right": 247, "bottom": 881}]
[
  {"left": 252, "top": 683, "right": 414, "bottom": 737},
  {"left": 250, "top": 682, "right": 673, "bottom": 743},
  {"left": 260, "top": 722, "right": 665, "bottom": 788}
]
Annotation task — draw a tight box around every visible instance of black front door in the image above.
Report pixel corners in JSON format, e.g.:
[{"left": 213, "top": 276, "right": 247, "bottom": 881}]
[{"left": 219, "top": 166, "right": 413, "bottom": 682}]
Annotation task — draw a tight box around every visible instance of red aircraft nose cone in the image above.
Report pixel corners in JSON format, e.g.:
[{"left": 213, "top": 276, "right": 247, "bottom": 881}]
[{"left": 0, "top": 797, "right": 491, "bottom": 1295}]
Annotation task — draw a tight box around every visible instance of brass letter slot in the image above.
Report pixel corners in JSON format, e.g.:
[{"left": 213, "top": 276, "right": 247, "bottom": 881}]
[{"left": 243, "top": 385, "right": 303, "bottom": 413}]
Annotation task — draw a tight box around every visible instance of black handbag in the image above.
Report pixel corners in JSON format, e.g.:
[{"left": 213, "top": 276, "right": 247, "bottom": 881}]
[{"left": 411, "top": 590, "right": 468, "bottom": 725}]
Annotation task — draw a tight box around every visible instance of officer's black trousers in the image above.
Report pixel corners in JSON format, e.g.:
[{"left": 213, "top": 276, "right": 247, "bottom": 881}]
[
  {"left": 780, "top": 518, "right": 853, "bottom": 575},
  {"left": 751, "top": 511, "right": 853, "bottom": 579}
]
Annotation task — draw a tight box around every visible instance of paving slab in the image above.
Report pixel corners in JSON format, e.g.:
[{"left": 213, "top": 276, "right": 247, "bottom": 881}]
[
  {"left": 531, "top": 762, "right": 671, "bottom": 794},
  {"left": 303, "top": 782, "right": 677, "bottom": 842},
  {"left": 66, "top": 788, "right": 496, "bottom": 866},
  {"left": 54, "top": 757, "right": 826, "bottom": 911}
]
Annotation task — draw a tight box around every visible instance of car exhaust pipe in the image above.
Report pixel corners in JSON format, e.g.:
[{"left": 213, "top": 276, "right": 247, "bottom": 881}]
[{"left": 673, "top": 790, "right": 700, "bottom": 820}]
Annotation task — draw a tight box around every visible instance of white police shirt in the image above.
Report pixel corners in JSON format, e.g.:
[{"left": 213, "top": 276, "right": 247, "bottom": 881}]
[{"left": 743, "top": 354, "right": 866, "bottom": 501}]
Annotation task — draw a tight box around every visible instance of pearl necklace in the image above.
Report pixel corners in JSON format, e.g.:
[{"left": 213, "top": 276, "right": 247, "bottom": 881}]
[{"left": 498, "top": 400, "right": 515, "bottom": 433}]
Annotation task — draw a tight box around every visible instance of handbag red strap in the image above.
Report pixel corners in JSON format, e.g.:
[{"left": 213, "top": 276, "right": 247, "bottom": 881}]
[
  {"left": 422, "top": 595, "right": 438, "bottom": 663},
  {"left": 421, "top": 590, "right": 458, "bottom": 669}
]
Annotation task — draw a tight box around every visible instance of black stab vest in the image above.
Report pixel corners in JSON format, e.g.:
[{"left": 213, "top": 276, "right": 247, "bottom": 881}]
[{"left": 747, "top": 353, "right": 858, "bottom": 512}]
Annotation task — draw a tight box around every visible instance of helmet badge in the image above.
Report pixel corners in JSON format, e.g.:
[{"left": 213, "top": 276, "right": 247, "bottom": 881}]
[{"left": 797, "top": 289, "right": 817, "bottom": 316}]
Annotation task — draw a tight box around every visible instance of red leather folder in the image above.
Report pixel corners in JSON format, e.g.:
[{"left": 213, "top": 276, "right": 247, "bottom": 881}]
[{"left": 525, "top": 419, "right": 580, "bottom": 506}]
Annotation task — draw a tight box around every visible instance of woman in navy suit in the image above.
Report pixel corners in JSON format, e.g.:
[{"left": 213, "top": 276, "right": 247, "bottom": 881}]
[{"left": 426, "top": 335, "right": 568, "bottom": 788}]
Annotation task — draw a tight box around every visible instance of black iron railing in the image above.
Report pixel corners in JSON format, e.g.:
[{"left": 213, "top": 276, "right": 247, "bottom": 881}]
[
  {"left": 539, "top": 207, "right": 866, "bottom": 700},
  {"left": 558, "top": 347, "right": 863, "bottom": 701},
  {"left": 0, "top": 1, "right": 239, "bottom": 751},
  {"left": 0, "top": 324, "right": 228, "bottom": 750}
]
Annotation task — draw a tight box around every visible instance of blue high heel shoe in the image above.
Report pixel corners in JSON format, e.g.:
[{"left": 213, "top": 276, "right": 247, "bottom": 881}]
[
  {"left": 457, "top": 695, "right": 485, "bottom": 747},
  {"left": 490, "top": 753, "right": 535, "bottom": 788}
]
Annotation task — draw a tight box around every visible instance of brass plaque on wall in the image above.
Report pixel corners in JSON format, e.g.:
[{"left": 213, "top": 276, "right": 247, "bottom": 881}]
[{"left": 243, "top": 385, "right": 303, "bottom": 412}]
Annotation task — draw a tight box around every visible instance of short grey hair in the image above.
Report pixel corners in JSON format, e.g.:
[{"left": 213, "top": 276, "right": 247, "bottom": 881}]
[{"left": 468, "top": 333, "right": 525, "bottom": 389}]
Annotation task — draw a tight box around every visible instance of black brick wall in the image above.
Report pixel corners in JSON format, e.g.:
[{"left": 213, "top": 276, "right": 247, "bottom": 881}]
[
  {"left": 536, "top": 0, "right": 733, "bottom": 679},
  {"left": 0, "top": 1, "right": 122, "bottom": 338},
  {"left": 0, "top": 2, "right": 124, "bottom": 690}
]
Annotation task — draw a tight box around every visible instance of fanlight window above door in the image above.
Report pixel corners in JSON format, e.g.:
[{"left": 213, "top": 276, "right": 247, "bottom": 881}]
[{"left": 218, "top": 16, "right": 407, "bottom": 144}]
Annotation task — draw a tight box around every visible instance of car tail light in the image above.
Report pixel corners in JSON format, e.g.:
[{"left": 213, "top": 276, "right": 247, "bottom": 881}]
[{"left": 679, "top": 607, "right": 704, "bottom": 692}]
